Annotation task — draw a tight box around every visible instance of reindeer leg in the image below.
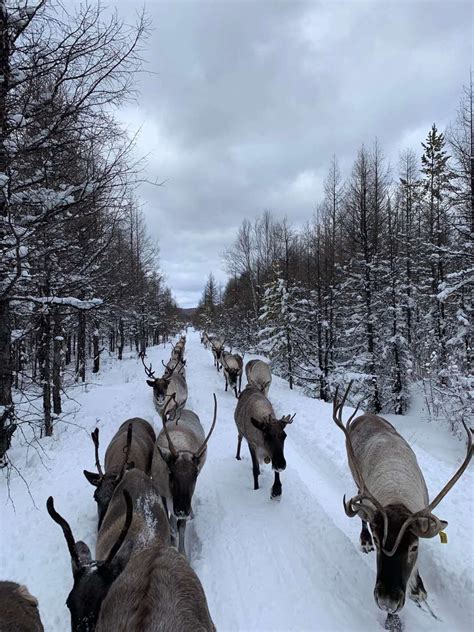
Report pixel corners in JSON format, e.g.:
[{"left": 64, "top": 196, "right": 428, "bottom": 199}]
[
  {"left": 360, "top": 519, "right": 374, "bottom": 553},
  {"left": 225, "top": 375, "right": 228, "bottom": 391},
  {"left": 177, "top": 519, "right": 187, "bottom": 557},
  {"left": 248, "top": 444, "right": 260, "bottom": 490},
  {"left": 236, "top": 434, "right": 243, "bottom": 460},
  {"left": 271, "top": 471, "right": 282, "bottom": 499}
]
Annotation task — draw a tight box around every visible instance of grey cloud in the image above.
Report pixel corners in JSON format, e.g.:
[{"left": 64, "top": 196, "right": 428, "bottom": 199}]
[{"left": 116, "top": 0, "right": 471, "bottom": 307}]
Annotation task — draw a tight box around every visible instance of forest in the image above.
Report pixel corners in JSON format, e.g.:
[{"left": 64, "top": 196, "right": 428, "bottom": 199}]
[
  {"left": 194, "top": 96, "right": 472, "bottom": 427},
  {"left": 0, "top": 2, "right": 179, "bottom": 466}
]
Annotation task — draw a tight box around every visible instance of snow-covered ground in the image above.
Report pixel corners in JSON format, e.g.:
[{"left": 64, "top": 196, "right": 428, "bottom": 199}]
[{"left": 1, "top": 330, "right": 473, "bottom": 631}]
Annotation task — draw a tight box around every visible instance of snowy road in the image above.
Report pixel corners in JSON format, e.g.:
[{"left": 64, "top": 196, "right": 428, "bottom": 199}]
[{"left": 1, "top": 330, "right": 473, "bottom": 631}]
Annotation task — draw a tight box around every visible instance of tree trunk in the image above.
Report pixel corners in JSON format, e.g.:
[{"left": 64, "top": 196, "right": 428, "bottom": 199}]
[
  {"left": 65, "top": 333, "right": 71, "bottom": 365},
  {"left": 0, "top": 300, "right": 15, "bottom": 462},
  {"left": 0, "top": 4, "right": 16, "bottom": 462},
  {"left": 76, "top": 312, "right": 86, "bottom": 382},
  {"left": 286, "top": 328, "right": 293, "bottom": 390},
  {"left": 38, "top": 310, "right": 53, "bottom": 436},
  {"left": 92, "top": 328, "right": 100, "bottom": 373},
  {"left": 118, "top": 318, "right": 124, "bottom": 360},
  {"left": 52, "top": 310, "right": 62, "bottom": 415}
]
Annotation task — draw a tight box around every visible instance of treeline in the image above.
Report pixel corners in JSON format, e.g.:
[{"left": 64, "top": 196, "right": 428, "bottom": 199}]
[
  {"left": 0, "top": 2, "right": 178, "bottom": 464},
  {"left": 195, "top": 84, "right": 472, "bottom": 428}
]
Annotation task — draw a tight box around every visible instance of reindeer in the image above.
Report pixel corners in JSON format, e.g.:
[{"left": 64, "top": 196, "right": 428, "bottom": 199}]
[
  {"left": 96, "top": 541, "right": 215, "bottom": 631},
  {"left": 55, "top": 466, "right": 214, "bottom": 631},
  {"left": 83, "top": 419, "right": 155, "bottom": 528},
  {"left": 234, "top": 386, "right": 295, "bottom": 499},
  {"left": 171, "top": 338, "right": 185, "bottom": 363},
  {"left": 200, "top": 331, "right": 210, "bottom": 349},
  {"left": 245, "top": 359, "right": 272, "bottom": 396},
  {"left": 0, "top": 581, "right": 44, "bottom": 631},
  {"left": 141, "top": 356, "right": 188, "bottom": 420},
  {"left": 163, "top": 356, "right": 186, "bottom": 379},
  {"left": 221, "top": 351, "right": 243, "bottom": 397},
  {"left": 332, "top": 383, "right": 473, "bottom": 615},
  {"left": 151, "top": 395, "right": 217, "bottom": 556},
  {"left": 209, "top": 337, "right": 225, "bottom": 372}
]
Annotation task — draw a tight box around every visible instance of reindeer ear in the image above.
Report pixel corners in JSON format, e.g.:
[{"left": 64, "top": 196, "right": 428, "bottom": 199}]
[
  {"left": 83, "top": 470, "right": 102, "bottom": 487},
  {"left": 146, "top": 380, "right": 155, "bottom": 387},
  {"left": 250, "top": 417, "right": 267, "bottom": 432},
  {"left": 71, "top": 541, "right": 92, "bottom": 575},
  {"left": 16, "top": 585, "right": 39, "bottom": 606},
  {"left": 411, "top": 514, "right": 448, "bottom": 539},
  {"left": 76, "top": 541, "right": 92, "bottom": 565},
  {"left": 281, "top": 414, "right": 295, "bottom": 426}
]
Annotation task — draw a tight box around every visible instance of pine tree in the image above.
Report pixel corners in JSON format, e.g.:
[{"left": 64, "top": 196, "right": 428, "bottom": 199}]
[{"left": 259, "top": 268, "right": 306, "bottom": 389}]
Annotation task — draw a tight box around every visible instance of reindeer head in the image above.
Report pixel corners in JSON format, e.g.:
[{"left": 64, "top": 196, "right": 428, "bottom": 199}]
[
  {"left": 147, "top": 376, "right": 172, "bottom": 408},
  {"left": 250, "top": 413, "right": 295, "bottom": 471},
  {"left": 157, "top": 395, "right": 217, "bottom": 519}
]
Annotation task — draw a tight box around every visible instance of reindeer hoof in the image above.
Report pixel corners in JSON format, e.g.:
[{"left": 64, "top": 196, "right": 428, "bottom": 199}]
[
  {"left": 360, "top": 541, "right": 375, "bottom": 554},
  {"left": 271, "top": 484, "right": 282, "bottom": 499},
  {"left": 236, "top": 456, "right": 241, "bottom": 460}
]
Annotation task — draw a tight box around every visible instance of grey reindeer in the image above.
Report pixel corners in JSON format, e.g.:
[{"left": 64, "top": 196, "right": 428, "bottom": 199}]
[
  {"left": 83, "top": 418, "right": 155, "bottom": 528},
  {"left": 0, "top": 581, "right": 44, "bottom": 632},
  {"left": 142, "top": 355, "right": 188, "bottom": 421},
  {"left": 209, "top": 337, "right": 225, "bottom": 372},
  {"left": 333, "top": 382, "right": 473, "bottom": 615},
  {"left": 151, "top": 395, "right": 217, "bottom": 557},
  {"left": 234, "top": 385, "right": 295, "bottom": 499},
  {"left": 245, "top": 359, "right": 272, "bottom": 396},
  {"left": 221, "top": 350, "right": 243, "bottom": 398}
]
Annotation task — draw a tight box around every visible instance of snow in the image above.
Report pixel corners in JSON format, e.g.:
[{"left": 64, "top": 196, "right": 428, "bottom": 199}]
[
  {"left": 1, "top": 330, "right": 473, "bottom": 631},
  {"left": 17, "top": 296, "right": 103, "bottom": 309}
]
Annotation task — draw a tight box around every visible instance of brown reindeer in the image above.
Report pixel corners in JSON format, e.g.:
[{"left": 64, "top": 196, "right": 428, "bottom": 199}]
[
  {"left": 83, "top": 418, "right": 155, "bottom": 528},
  {"left": 0, "top": 581, "right": 44, "bottom": 632}
]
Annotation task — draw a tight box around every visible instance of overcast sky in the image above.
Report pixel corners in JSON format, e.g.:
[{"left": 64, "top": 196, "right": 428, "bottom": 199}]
[{"left": 115, "top": 0, "right": 471, "bottom": 308}]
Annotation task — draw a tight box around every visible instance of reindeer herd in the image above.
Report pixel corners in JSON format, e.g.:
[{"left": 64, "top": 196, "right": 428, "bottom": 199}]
[{"left": 1, "top": 331, "right": 472, "bottom": 631}]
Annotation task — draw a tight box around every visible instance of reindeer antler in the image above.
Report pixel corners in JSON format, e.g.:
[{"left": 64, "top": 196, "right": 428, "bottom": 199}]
[
  {"left": 333, "top": 382, "right": 389, "bottom": 546},
  {"left": 196, "top": 393, "right": 218, "bottom": 458},
  {"left": 115, "top": 423, "right": 133, "bottom": 482},
  {"left": 91, "top": 428, "right": 103, "bottom": 476},
  {"left": 382, "top": 419, "right": 473, "bottom": 557},
  {"left": 140, "top": 354, "right": 156, "bottom": 379},
  {"left": 46, "top": 497, "right": 81, "bottom": 569},
  {"left": 105, "top": 490, "right": 133, "bottom": 564},
  {"left": 160, "top": 394, "right": 178, "bottom": 458}
]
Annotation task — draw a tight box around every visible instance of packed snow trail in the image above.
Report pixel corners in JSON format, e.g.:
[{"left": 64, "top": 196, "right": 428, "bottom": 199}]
[{"left": 1, "top": 330, "right": 472, "bottom": 631}]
